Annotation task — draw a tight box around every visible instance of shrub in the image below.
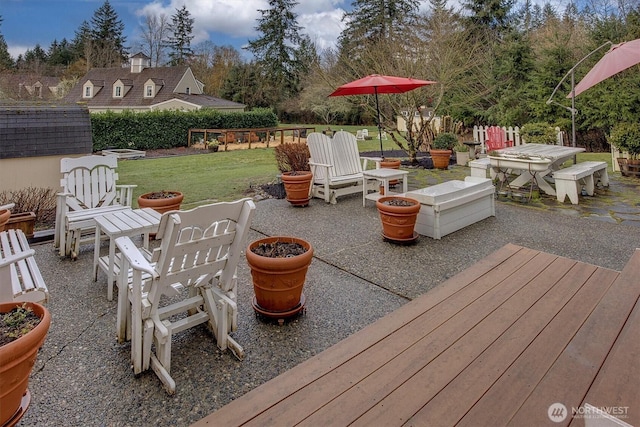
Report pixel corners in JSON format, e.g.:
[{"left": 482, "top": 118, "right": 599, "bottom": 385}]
[
  {"left": 0, "top": 187, "right": 56, "bottom": 229},
  {"left": 520, "top": 122, "right": 557, "bottom": 145},
  {"left": 432, "top": 132, "right": 458, "bottom": 150},
  {"left": 274, "top": 143, "right": 310, "bottom": 173},
  {"left": 609, "top": 122, "right": 640, "bottom": 160}
]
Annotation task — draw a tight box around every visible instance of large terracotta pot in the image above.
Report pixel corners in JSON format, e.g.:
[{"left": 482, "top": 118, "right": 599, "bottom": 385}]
[
  {"left": 0, "top": 208, "right": 10, "bottom": 232},
  {"left": 246, "top": 236, "right": 313, "bottom": 316},
  {"left": 0, "top": 302, "right": 51, "bottom": 426},
  {"left": 376, "top": 196, "right": 420, "bottom": 243},
  {"left": 430, "top": 149, "right": 452, "bottom": 170},
  {"left": 380, "top": 158, "right": 401, "bottom": 185},
  {"left": 137, "top": 191, "right": 184, "bottom": 214},
  {"left": 281, "top": 171, "right": 313, "bottom": 207}
]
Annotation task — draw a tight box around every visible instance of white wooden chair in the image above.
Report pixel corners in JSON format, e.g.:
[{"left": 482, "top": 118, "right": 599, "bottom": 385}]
[
  {"left": 54, "top": 155, "right": 136, "bottom": 259},
  {"left": 114, "top": 198, "right": 255, "bottom": 394},
  {"left": 0, "top": 229, "right": 49, "bottom": 304},
  {"left": 307, "top": 131, "right": 382, "bottom": 204}
]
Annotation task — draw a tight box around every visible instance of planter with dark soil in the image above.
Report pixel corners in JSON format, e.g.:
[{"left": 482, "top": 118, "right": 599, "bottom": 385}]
[
  {"left": 246, "top": 236, "right": 313, "bottom": 323},
  {"left": 376, "top": 196, "right": 420, "bottom": 244},
  {"left": 137, "top": 191, "right": 184, "bottom": 214},
  {"left": 0, "top": 302, "right": 51, "bottom": 426}
]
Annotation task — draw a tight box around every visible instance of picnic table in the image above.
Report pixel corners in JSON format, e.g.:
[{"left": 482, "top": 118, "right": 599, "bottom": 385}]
[{"left": 488, "top": 143, "right": 585, "bottom": 196}]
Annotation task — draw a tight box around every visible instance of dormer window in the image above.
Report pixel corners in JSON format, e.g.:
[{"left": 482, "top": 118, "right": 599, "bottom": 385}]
[
  {"left": 114, "top": 86, "right": 122, "bottom": 97},
  {"left": 145, "top": 84, "right": 154, "bottom": 97},
  {"left": 84, "top": 86, "right": 92, "bottom": 98},
  {"left": 185, "top": 87, "right": 190, "bottom": 95}
]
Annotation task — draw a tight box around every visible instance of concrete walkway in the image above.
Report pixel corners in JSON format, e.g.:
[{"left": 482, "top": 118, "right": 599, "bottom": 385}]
[{"left": 18, "top": 178, "right": 640, "bottom": 426}]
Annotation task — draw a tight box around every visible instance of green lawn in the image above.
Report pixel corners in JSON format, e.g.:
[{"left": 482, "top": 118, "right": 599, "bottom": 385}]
[{"left": 117, "top": 128, "right": 616, "bottom": 208}]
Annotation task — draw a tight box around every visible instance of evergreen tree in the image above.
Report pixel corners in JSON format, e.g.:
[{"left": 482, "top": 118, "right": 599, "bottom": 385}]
[
  {"left": 72, "top": 20, "right": 92, "bottom": 64},
  {"left": 338, "top": 0, "right": 419, "bottom": 57},
  {"left": 0, "top": 16, "right": 13, "bottom": 70},
  {"left": 246, "top": 0, "right": 309, "bottom": 106},
  {"left": 168, "top": 5, "right": 194, "bottom": 66},
  {"left": 47, "top": 39, "right": 75, "bottom": 67},
  {"left": 89, "top": 0, "right": 128, "bottom": 68},
  {"left": 20, "top": 44, "right": 48, "bottom": 73}
]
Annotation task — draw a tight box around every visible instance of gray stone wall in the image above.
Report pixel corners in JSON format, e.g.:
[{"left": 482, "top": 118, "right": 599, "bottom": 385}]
[{"left": 0, "top": 103, "right": 92, "bottom": 159}]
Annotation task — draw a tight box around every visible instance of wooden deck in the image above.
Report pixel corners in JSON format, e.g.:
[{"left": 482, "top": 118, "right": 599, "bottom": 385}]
[{"left": 193, "top": 244, "right": 640, "bottom": 427}]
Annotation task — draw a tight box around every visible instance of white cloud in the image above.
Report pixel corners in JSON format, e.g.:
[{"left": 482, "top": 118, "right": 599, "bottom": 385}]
[
  {"left": 8, "top": 45, "right": 29, "bottom": 59},
  {"left": 136, "top": 0, "right": 350, "bottom": 51}
]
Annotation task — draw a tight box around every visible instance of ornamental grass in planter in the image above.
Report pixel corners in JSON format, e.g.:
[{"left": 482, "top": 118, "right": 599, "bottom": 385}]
[
  {"left": 274, "top": 143, "right": 313, "bottom": 207},
  {"left": 246, "top": 236, "right": 313, "bottom": 322},
  {"left": 0, "top": 302, "right": 51, "bottom": 426}
]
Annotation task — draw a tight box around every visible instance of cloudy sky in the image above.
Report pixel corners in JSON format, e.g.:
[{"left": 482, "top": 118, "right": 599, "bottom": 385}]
[
  {"left": 1, "top": 0, "right": 572, "bottom": 60},
  {"left": 1, "top": 0, "right": 356, "bottom": 59}
]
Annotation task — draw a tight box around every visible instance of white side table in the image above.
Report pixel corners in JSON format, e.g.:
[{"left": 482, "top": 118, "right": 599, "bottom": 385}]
[
  {"left": 93, "top": 208, "right": 162, "bottom": 300},
  {"left": 362, "top": 168, "right": 409, "bottom": 206}
]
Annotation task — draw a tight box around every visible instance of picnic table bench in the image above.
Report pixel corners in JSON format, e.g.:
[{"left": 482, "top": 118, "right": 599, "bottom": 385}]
[
  {"left": 553, "top": 161, "right": 609, "bottom": 204},
  {"left": 193, "top": 243, "right": 639, "bottom": 427}
]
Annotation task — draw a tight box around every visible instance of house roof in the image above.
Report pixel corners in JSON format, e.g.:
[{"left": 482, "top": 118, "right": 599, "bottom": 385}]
[{"left": 64, "top": 65, "right": 245, "bottom": 111}]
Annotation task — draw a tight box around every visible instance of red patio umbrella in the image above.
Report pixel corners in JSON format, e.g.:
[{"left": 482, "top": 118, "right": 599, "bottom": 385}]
[
  {"left": 569, "top": 38, "right": 640, "bottom": 98},
  {"left": 329, "top": 74, "right": 436, "bottom": 156}
]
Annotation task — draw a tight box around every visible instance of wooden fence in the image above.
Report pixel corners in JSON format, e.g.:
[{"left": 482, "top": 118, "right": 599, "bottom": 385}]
[{"left": 472, "top": 126, "right": 566, "bottom": 154}]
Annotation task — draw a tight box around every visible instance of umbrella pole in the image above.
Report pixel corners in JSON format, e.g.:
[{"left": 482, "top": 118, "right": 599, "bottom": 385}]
[{"left": 374, "top": 88, "right": 384, "bottom": 157}]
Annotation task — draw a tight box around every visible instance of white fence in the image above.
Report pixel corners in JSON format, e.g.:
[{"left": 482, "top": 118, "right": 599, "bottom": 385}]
[{"left": 472, "top": 126, "right": 566, "bottom": 154}]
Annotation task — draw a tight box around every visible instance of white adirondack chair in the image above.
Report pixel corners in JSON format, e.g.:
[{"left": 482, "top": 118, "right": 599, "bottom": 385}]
[
  {"left": 0, "top": 229, "right": 48, "bottom": 304},
  {"left": 307, "top": 131, "right": 382, "bottom": 204},
  {"left": 54, "top": 155, "right": 136, "bottom": 259},
  {"left": 114, "top": 198, "right": 255, "bottom": 394}
]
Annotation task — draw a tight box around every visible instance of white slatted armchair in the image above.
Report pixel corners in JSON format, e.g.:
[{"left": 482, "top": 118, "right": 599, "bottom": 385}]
[
  {"left": 307, "top": 131, "right": 382, "bottom": 204},
  {"left": 55, "top": 155, "right": 136, "bottom": 259},
  {"left": 114, "top": 198, "right": 255, "bottom": 394},
  {"left": 0, "top": 229, "right": 48, "bottom": 304}
]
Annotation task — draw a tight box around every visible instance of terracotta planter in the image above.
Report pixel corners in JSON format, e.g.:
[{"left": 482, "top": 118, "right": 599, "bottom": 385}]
[
  {"left": 0, "top": 302, "right": 51, "bottom": 426},
  {"left": 281, "top": 171, "right": 313, "bottom": 207},
  {"left": 430, "top": 149, "right": 452, "bottom": 170},
  {"left": 246, "top": 236, "right": 313, "bottom": 317},
  {"left": 137, "top": 191, "right": 184, "bottom": 214},
  {"left": 381, "top": 158, "right": 401, "bottom": 185},
  {"left": 0, "top": 209, "right": 10, "bottom": 232},
  {"left": 376, "top": 196, "right": 420, "bottom": 243}
]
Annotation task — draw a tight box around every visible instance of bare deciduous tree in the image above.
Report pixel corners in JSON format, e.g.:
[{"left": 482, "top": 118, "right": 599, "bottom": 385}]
[{"left": 139, "top": 13, "right": 170, "bottom": 66}]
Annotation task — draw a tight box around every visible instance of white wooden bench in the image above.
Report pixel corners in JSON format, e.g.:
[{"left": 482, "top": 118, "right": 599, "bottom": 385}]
[
  {"left": 553, "top": 161, "right": 609, "bottom": 205},
  {"left": 406, "top": 177, "right": 496, "bottom": 239},
  {"left": 307, "top": 131, "right": 381, "bottom": 204},
  {"left": 0, "top": 229, "right": 49, "bottom": 304}
]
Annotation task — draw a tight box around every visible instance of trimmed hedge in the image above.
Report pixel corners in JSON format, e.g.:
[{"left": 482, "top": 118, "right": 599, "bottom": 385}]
[{"left": 90, "top": 108, "right": 278, "bottom": 151}]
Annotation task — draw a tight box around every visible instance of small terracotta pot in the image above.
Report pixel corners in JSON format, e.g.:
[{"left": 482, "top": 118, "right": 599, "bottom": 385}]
[
  {"left": 376, "top": 196, "right": 421, "bottom": 241},
  {"left": 380, "top": 158, "right": 401, "bottom": 185},
  {"left": 0, "top": 302, "right": 51, "bottom": 426},
  {"left": 137, "top": 191, "right": 184, "bottom": 214},
  {"left": 430, "top": 149, "right": 452, "bottom": 170},
  {"left": 246, "top": 236, "right": 313, "bottom": 313},
  {"left": 281, "top": 171, "right": 313, "bottom": 207}
]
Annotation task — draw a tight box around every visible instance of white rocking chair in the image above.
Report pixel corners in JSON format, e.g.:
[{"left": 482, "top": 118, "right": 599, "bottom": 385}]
[{"left": 114, "top": 198, "right": 255, "bottom": 394}]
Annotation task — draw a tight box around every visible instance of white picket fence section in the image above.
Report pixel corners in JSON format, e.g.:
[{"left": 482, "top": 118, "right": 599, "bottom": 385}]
[{"left": 472, "top": 126, "right": 566, "bottom": 154}]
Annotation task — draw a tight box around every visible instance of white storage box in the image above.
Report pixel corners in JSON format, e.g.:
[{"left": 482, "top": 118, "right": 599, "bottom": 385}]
[{"left": 406, "top": 177, "right": 495, "bottom": 239}]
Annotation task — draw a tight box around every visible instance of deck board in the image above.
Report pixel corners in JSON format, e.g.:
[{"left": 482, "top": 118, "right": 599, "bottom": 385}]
[{"left": 192, "top": 244, "right": 640, "bottom": 427}]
